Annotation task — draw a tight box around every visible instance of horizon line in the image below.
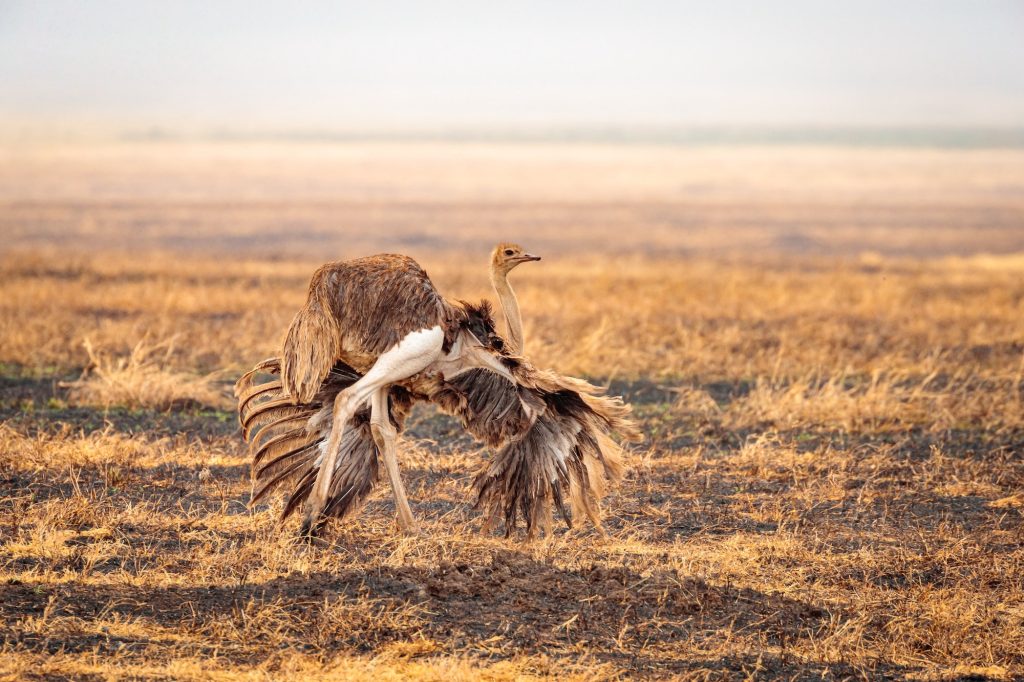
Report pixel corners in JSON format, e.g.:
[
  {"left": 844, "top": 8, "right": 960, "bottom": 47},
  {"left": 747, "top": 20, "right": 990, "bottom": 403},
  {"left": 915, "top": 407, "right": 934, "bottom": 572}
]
[{"left": 4, "top": 123, "right": 1024, "bottom": 149}]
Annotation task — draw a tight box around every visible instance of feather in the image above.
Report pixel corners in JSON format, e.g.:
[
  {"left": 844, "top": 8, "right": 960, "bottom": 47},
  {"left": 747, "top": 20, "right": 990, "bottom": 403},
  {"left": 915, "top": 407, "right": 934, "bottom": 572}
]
[
  {"left": 320, "top": 418, "right": 380, "bottom": 520},
  {"left": 282, "top": 468, "right": 317, "bottom": 520},
  {"left": 442, "top": 369, "right": 537, "bottom": 446},
  {"left": 252, "top": 430, "right": 315, "bottom": 468},
  {"left": 251, "top": 459, "right": 314, "bottom": 507},
  {"left": 241, "top": 395, "right": 309, "bottom": 431},
  {"left": 234, "top": 357, "right": 281, "bottom": 396},
  {"left": 254, "top": 440, "right": 320, "bottom": 479},
  {"left": 237, "top": 379, "right": 283, "bottom": 416},
  {"left": 234, "top": 357, "right": 283, "bottom": 426},
  {"left": 245, "top": 411, "right": 310, "bottom": 446},
  {"left": 262, "top": 416, "right": 381, "bottom": 522},
  {"left": 469, "top": 368, "right": 636, "bottom": 537},
  {"left": 238, "top": 354, "right": 408, "bottom": 525},
  {"left": 281, "top": 293, "right": 341, "bottom": 404}
]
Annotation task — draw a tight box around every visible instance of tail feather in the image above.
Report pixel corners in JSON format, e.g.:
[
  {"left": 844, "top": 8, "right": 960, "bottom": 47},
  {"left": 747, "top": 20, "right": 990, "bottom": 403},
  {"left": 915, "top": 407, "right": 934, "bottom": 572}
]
[
  {"left": 322, "top": 418, "right": 380, "bottom": 519},
  {"left": 234, "top": 357, "right": 281, "bottom": 395},
  {"left": 235, "top": 357, "right": 282, "bottom": 427},
  {"left": 241, "top": 396, "right": 305, "bottom": 433},
  {"left": 282, "top": 468, "right": 318, "bottom": 520}
]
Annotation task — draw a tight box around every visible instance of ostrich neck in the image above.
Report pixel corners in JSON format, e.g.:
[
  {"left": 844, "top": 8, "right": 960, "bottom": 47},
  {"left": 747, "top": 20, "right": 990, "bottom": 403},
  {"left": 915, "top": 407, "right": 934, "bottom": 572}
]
[{"left": 490, "top": 268, "right": 525, "bottom": 354}]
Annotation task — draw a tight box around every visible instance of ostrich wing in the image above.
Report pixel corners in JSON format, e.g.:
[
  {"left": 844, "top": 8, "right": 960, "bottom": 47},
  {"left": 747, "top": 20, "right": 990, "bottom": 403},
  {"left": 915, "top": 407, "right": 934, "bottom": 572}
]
[
  {"left": 428, "top": 360, "right": 641, "bottom": 537},
  {"left": 428, "top": 368, "right": 544, "bottom": 447}
]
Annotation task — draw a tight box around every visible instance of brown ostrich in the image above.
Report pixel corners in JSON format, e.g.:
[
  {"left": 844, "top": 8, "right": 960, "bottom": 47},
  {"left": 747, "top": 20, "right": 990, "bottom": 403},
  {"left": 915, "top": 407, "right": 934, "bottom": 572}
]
[{"left": 235, "top": 245, "right": 640, "bottom": 539}]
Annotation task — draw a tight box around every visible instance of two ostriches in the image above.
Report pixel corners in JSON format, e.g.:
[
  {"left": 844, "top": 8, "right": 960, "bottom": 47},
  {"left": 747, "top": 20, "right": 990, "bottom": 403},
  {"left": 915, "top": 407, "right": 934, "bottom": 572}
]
[{"left": 235, "top": 244, "right": 640, "bottom": 539}]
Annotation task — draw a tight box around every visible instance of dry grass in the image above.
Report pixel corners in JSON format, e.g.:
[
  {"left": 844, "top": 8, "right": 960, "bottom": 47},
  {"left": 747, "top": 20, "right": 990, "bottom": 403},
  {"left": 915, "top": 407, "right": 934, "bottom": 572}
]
[
  {"left": 60, "top": 338, "right": 230, "bottom": 411},
  {"left": 1, "top": 142, "right": 1023, "bottom": 680}
]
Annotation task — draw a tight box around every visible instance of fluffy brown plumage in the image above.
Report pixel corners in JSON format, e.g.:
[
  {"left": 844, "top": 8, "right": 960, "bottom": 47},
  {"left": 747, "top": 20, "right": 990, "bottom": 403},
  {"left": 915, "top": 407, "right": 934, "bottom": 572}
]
[{"left": 236, "top": 297, "right": 640, "bottom": 537}]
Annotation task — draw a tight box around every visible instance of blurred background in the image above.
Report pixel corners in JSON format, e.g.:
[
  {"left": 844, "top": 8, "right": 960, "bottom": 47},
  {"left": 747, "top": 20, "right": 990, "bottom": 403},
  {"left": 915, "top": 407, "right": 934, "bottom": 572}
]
[{"left": 1, "top": 0, "right": 1022, "bottom": 258}]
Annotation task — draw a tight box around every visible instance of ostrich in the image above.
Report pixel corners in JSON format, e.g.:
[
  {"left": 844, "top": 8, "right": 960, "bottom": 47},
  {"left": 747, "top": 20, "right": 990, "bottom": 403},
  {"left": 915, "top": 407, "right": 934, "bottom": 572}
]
[{"left": 235, "top": 247, "right": 639, "bottom": 538}]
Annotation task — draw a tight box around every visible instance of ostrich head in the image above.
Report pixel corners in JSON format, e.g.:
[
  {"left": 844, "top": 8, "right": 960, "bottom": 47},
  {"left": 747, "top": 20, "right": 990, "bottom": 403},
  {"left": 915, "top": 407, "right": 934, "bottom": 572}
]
[{"left": 491, "top": 242, "right": 540, "bottom": 276}]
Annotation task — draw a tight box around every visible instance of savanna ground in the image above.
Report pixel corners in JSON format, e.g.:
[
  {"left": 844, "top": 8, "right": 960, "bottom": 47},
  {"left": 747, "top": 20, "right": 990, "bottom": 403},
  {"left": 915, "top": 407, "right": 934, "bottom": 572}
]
[{"left": 1, "top": 142, "right": 1023, "bottom": 680}]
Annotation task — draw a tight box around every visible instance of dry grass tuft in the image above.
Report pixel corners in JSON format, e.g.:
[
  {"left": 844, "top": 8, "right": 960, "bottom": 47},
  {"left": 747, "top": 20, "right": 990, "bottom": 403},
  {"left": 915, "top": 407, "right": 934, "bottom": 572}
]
[
  {"left": 60, "top": 337, "right": 231, "bottom": 411},
  {"left": 722, "top": 367, "right": 1023, "bottom": 434}
]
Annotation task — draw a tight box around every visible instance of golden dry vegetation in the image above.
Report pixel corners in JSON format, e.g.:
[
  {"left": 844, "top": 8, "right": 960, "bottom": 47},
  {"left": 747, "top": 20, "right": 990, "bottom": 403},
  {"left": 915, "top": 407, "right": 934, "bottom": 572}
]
[{"left": 1, "top": 142, "right": 1023, "bottom": 680}]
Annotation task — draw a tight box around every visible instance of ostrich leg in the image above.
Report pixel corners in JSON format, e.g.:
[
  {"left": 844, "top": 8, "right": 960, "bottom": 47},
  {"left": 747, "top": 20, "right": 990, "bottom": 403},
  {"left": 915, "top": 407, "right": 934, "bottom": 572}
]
[
  {"left": 302, "top": 326, "right": 443, "bottom": 536},
  {"left": 370, "top": 387, "right": 417, "bottom": 532}
]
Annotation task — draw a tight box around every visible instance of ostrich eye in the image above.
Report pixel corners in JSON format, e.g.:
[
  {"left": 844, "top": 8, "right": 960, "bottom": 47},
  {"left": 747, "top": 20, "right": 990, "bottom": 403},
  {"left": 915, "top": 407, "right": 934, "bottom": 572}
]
[{"left": 504, "top": 249, "right": 515, "bottom": 256}]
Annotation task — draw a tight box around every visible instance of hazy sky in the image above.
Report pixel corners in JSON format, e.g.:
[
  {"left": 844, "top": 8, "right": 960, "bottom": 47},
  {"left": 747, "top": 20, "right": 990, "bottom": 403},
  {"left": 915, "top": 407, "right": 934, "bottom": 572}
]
[{"left": 1, "top": 0, "right": 1022, "bottom": 132}]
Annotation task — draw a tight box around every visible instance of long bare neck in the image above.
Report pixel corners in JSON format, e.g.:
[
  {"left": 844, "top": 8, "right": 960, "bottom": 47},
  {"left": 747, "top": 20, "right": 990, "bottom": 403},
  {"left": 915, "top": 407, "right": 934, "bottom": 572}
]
[{"left": 490, "top": 266, "right": 525, "bottom": 354}]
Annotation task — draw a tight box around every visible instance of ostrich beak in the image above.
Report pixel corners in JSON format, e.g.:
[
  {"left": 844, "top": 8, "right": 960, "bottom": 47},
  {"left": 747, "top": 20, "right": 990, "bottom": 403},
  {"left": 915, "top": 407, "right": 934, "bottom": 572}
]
[{"left": 520, "top": 253, "right": 541, "bottom": 262}]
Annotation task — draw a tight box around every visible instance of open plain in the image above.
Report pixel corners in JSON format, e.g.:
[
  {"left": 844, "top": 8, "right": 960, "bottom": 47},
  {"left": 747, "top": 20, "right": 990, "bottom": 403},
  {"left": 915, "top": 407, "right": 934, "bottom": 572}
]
[{"left": 1, "top": 141, "right": 1023, "bottom": 680}]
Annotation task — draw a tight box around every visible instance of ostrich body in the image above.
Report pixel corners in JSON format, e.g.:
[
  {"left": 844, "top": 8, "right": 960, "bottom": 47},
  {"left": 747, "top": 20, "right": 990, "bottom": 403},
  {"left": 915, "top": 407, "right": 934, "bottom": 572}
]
[{"left": 236, "top": 248, "right": 639, "bottom": 538}]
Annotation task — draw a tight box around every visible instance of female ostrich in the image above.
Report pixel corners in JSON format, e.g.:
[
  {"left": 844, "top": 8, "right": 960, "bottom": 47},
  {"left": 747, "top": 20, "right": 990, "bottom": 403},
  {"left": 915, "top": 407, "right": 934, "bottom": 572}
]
[{"left": 235, "top": 248, "right": 639, "bottom": 538}]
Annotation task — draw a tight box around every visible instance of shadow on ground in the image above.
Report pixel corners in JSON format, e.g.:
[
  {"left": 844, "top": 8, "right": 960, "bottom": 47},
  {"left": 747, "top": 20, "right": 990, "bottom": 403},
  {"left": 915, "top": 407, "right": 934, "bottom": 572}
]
[{"left": 1, "top": 549, "right": 910, "bottom": 679}]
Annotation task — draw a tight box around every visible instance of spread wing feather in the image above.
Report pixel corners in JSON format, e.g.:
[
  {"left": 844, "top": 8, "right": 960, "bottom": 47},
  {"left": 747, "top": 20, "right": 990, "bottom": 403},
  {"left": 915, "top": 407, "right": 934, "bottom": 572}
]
[
  {"left": 437, "top": 362, "right": 639, "bottom": 537},
  {"left": 420, "top": 301, "right": 639, "bottom": 536}
]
